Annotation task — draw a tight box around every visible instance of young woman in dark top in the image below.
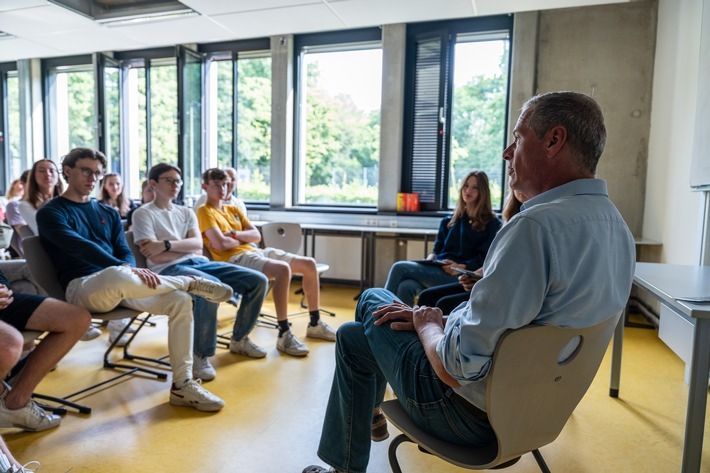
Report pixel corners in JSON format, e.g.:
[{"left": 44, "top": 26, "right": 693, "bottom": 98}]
[
  {"left": 417, "top": 188, "right": 527, "bottom": 313},
  {"left": 384, "top": 170, "right": 502, "bottom": 306}
]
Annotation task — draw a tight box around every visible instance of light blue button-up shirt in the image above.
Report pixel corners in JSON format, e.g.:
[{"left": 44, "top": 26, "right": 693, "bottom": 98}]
[{"left": 436, "top": 179, "right": 636, "bottom": 410}]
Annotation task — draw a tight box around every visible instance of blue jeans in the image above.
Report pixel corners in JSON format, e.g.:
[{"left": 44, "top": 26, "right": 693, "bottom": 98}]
[
  {"left": 316, "top": 288, "right": 494, "bottom": 473},
  {"left": 161, "top": 258, "right": 268, "bottom": 357},
  {"left": 384, "top": 261, "right": 459, "bottom": 306}
]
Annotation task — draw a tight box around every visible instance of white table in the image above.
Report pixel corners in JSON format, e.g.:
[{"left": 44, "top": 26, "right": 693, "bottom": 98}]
[{"left": 610, "top": 263, "right": 710, "bottom": 473}]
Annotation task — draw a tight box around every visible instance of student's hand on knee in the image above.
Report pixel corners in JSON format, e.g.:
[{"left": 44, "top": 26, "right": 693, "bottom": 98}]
[{"left": 131, "top": 267, "right": 161, "bottom": 289}]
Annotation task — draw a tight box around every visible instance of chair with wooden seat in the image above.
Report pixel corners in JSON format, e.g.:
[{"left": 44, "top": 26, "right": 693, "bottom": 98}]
[
  {"left": 22, "top": 235, "right": 168, "bottom": 412},
  {"left": 260, "top": 221, "right": 334, "bottom": 319},
  {"left": 381, "top": 313, "right": 621, "bottom": 473}
]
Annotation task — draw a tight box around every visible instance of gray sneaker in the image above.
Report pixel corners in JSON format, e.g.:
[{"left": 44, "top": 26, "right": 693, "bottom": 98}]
[
  {"left": 230, "top": 337, "right": 267, "bottom": 359},
  {"left": 186, "top": 278, "right": 234, "bottom": 303},
  {"left": 0, "top": 384, "right": 61, "bottom": 431},
  {"left": 276, "top": 330, "right": 309, "bottom": 357},
  {"left": 169, "top": 380, "right": 224, "bottom": 412},
  {"left": 306, "top": 319, "right": 336, "bottom": 341},
  {"left": 108, "top": 318, "right": 134, "bottom": 347},
  {"left": 81, "top": 325, "right": 102, "bottom": 341},
  {"left": 193, "top": 355, "right": 216, "bottom": 382}
]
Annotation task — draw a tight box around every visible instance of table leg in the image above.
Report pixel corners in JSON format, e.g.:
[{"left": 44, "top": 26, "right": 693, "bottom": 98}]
[
  {"left": 680, "top": 318, "right": 710, "bottom": 473},
  {"left": 609, "top": 307, "right": 626, "bottom": 398}
]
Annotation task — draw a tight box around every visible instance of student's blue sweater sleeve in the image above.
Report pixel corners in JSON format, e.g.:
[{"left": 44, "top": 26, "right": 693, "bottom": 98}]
[
  {"left": 37, "top": 203, "right": 128, "bottom": 268},
  {"left": 109, "top": 210, "right": 135, "bottom": 266}
]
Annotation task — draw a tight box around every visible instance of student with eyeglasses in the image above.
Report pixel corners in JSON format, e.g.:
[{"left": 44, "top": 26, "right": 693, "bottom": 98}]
[
  {"left": 36, "top": 148, "right": 235, "bottom": 413},
  {"left": 131, "top": 163, "right": 269, "bottom": 381}
]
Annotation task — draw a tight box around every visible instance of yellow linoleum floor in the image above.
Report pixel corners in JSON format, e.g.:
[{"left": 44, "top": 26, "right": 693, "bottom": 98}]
[{"left": 3, "top": 284, "right": 710, "bottom": 472}]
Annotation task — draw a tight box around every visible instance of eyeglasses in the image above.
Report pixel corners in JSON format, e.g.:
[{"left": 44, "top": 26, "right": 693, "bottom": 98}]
[
  {"left": 159, "top": 177, "right": 183, "bottom": 186},
  {"left": 78, "top": 167, "right": 104, "bottom": 180}
]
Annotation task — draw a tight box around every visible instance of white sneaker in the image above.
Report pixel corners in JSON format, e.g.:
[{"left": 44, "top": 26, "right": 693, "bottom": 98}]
[
  {"left": 0, "top": 383, "right": 61, "bottom": 432},
  {"left": 193, "top": 355, "right": 216, "bottom": 382},
  {"left": 306, "top": 319, "right": 337, "bottom": 341},
  {"left": 170, "top": 379, "right": 224, "bottom": 412},
  {"left": 107, "top": 318, "right": 133, "bottom": 347},
  {"left": 81, "top": 326, "right": 102, "bottom": 341},
  {"left": 277, "top": 330, "right": 310, "bottom": 357},
  {"left": 230, "top": 337, "right": 267, "bottom": 359},
  {"left": 186, "top": 278, "right": 234, "bottom": 303}
]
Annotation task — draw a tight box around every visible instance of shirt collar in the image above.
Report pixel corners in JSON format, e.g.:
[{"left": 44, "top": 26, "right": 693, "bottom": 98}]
[{"left": 520, "top": 179, "right": 608, "bottom": 211}]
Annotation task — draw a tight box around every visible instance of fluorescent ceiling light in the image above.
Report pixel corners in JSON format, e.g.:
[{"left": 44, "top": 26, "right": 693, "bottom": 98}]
[
  {"left": 48, "top": 0, "right": 197, "bottom": 26},
  {"left": 96, "top": 9, "right": 198, "bottom": 26}
]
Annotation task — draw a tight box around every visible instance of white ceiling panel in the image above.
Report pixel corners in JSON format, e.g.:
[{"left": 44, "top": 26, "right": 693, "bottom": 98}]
[
  {"left": 212, "top": 3, "right": 346, "bottom": 38},
  {"left": 0, "top": 37, "right": 62, "bottom": 62},
  {"left": 0, "top": 0, "right": 47, "bottom": 14},
  {"left": 181, "top": 0, "right": 322, "bottom": 17},
  {"left": 31, "top": 25, "right": 147, "bottom": 56},
  {"left": 112, "top": 15, "right": 235, "bottom": 48},
  {"left": 329, "top": 0, "right": 475, "bottom": 28},
  {"left": 0, "top": 4, "right": 95, "bottom": 36},
  {"left": 0, "top": 0, "right": 636, "bottom": 62}
]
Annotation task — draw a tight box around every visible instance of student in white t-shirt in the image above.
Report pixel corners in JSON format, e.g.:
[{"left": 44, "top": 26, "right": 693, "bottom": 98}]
[{"left": 131, "top": 163, "right": 269, "bottom": 381}]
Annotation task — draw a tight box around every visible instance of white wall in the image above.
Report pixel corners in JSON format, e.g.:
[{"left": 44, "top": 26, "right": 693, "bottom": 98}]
[{"left": 644, "top": 0, "right": 704, "bottom": 264}]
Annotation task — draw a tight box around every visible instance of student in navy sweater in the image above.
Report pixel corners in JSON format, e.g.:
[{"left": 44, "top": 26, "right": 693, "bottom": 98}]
[
  {"left": 36, "top": 148, "right": 234, "bottom": 413},
  {"left": 384, "top": 170, "right": 502, "bottom": 306}
]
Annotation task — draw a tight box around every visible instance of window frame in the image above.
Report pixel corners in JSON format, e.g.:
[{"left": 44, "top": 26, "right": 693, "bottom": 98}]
[
  {"left": 402, "top": 16, "right": 514, "bottom": 213},
  {"left": 0, "top": 62, "right": 17, "bottom": 191},
  {"left": 42, "top": 54, "right": 95, "bottom": 161},
  {"left": 200, "top": 38, "right": 271, "bottom": 206},
  {"left": 293, "top": 27, "right": 383, "bottom": 210}
]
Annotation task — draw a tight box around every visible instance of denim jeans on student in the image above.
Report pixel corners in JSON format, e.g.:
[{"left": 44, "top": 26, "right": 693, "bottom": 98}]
[
  {"left": 161, "top": 258, "right": 268, "bottom": 357},
  {"left": 316, "top": 288, "right": 494, "bottom": 473},
  {"left": 384, "top": 260, "right": 459, "bottom": 306}
]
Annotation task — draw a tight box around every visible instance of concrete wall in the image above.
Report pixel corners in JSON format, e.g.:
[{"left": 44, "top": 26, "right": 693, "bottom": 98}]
[{"left": 534, "top": 1, "right": 658, "bottom": 237}]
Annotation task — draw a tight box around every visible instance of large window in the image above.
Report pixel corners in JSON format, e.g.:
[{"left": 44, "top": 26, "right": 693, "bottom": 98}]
[
  {"left": 203, "top": 40, "right": 272, "bottom": 205},
  {"left": 44, "top": 57, "right": 96, "bottom": 160},
  {"left": 1, "top": 68, "right": 22, "bottom": 187},
  {"left": 118, "top": 53, "right": 179, "bottom": 199},
  {"left": 295, "top": 29, "right": 382, "bottom": 207},
  {"left": 236, "top": 55, "right": 272, "bottom": 203},
  {"left": 449, "top": 35, "right": 509, "bottom": 208},
  {"left": 403, "top": 17, "right": 513, "bottom": 211}
]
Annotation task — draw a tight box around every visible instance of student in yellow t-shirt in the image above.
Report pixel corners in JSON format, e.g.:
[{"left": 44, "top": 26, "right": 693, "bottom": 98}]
[{"left": 196, "top": 168, "right": 336, "bottom": 357}]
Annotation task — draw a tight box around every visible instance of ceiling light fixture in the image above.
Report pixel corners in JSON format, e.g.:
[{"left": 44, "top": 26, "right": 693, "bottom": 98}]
[{"left": 96, "top": 9, "right": 198, "bottom": 27}]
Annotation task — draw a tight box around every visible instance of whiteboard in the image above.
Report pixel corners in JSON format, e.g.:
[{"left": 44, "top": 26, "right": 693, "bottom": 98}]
[{"left": 691, "top": 0, "right": 710, "bottom": 188}]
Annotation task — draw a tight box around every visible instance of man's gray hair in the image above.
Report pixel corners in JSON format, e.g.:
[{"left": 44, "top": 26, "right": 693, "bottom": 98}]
[{"left": 522, "top": 91, "right": 606, "bottom": 174}]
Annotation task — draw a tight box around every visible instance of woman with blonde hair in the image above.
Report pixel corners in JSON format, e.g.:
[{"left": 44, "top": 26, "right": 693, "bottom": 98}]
[
  {"left": 384, "top": 170, "right": 502, "bottom": 306},
  {"left": 100, "top": 173, "right": 135, "bottom": 218}
]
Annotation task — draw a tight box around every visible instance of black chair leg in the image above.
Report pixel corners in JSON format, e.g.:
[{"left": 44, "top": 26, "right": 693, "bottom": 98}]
[
  {"left": 532, "top": 449, "right": 552, "bottom": 473},
  {"left": 388, "top": 434, "right": 413, "bottom": 473}
]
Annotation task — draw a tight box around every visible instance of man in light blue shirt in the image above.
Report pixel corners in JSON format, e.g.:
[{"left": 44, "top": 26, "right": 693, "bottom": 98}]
[{"left": 304, "top": 91, "right": 636, "bottom": 473}]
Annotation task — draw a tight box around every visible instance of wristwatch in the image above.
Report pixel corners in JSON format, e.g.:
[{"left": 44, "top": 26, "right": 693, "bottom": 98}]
[
  {"left": 163, "top": 240, "right": 171, "bottom": 251},
  {"left": 230, "top": 230, "right": 238, "bottom": 239}
]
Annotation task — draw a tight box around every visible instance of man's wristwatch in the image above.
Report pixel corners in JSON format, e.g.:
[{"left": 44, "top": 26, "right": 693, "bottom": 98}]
[
  {"left": 230, "top": 230, "right": 238, "bottom": 239},
  {"left": 163, "top": 240, "right": 171, "bottom": 251}
]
